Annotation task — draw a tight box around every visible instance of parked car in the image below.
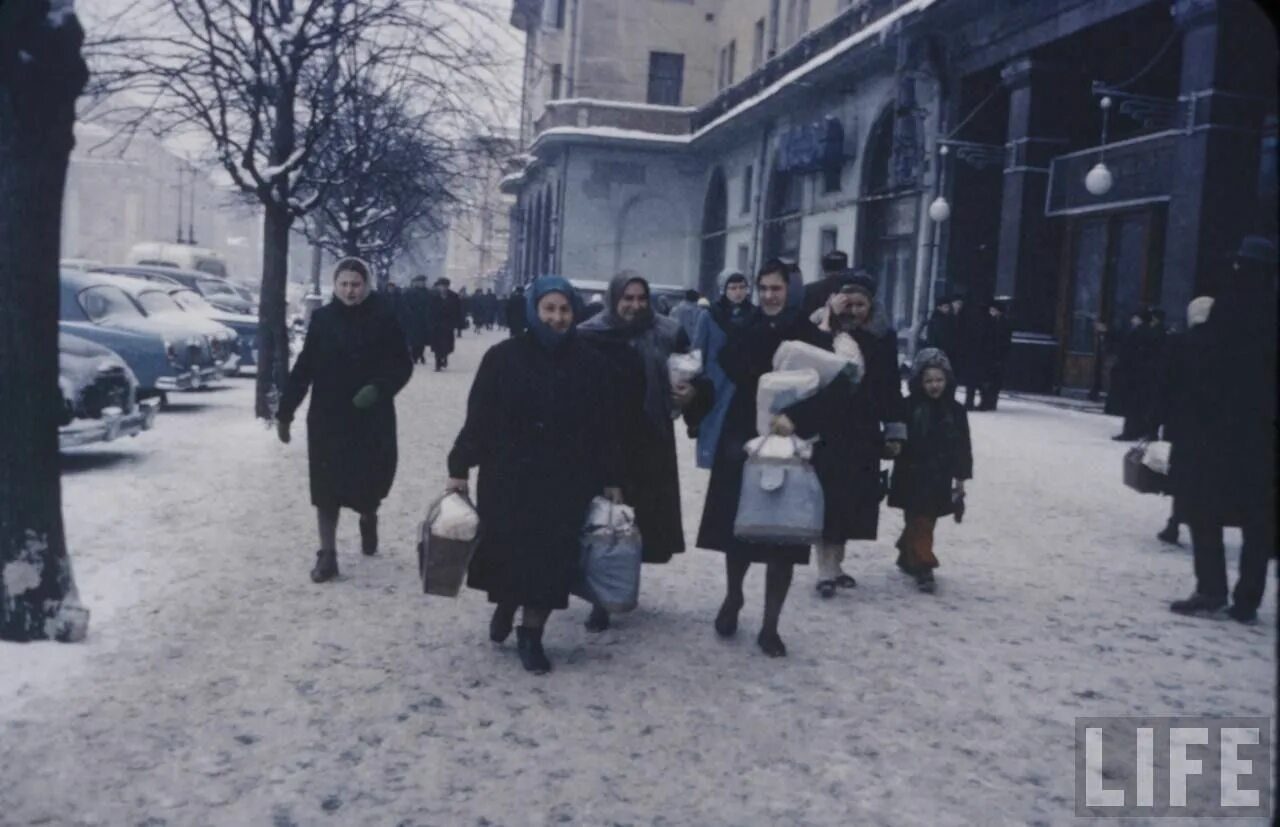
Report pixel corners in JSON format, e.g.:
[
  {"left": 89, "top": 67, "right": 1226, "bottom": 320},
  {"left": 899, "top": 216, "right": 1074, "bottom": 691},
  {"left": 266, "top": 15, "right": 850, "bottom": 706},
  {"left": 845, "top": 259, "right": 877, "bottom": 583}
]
[
  {"left": 58, "top": 333, "right": 158, "bottom": 449},
  {"left": 59, "top": 269, "right": 223, "bottom": 399},
  {"left": 93, "top": 265, "right": 259, "bottom": 370},
  {"left": 104, "top": 262, "right": 255, "bottom": 315},
  {"left": 126, "top": 241, "right": 229, "bottom": 279},
  {"left": 90, "top": 271, "right": 242, "bottom": 376},
  {"left": 60, "top": 258, "right": 104, "bottom": 273}
]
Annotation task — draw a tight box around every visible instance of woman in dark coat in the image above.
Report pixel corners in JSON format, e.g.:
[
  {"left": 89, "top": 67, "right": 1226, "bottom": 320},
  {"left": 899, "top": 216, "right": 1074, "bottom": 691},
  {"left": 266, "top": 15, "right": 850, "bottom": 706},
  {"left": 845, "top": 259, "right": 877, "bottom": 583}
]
[
  {"left": 446, "top": 276, "right": 624, "bottom": 674},
  {"left": 427, "top": 278, "right": 460, "bottom": 370},
  {"left": 578, "top": 272, "right": 704, "bottom": 631},
  {"left": 887, "top": 349, "right": 972, "bottom": 592},
  {"left": 790, "top": 272, "right": 907, "bottom": 597},
  {"left": 277, "top": 258, "right": 414, "bottom": 583},
  {"left": 696, "top": 260, "right": 837, "bottom": 658}
]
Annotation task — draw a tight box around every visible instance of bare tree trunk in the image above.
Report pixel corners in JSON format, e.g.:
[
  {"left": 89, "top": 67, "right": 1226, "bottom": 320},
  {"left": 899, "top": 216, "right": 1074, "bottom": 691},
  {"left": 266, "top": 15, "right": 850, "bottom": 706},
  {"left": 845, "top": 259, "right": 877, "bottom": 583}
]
[
  {"left": 0, "top": 2, "right": 90, "bottom": 642},
  {"left": 255, "top": 200, "right": 294, "bottom": 419}
]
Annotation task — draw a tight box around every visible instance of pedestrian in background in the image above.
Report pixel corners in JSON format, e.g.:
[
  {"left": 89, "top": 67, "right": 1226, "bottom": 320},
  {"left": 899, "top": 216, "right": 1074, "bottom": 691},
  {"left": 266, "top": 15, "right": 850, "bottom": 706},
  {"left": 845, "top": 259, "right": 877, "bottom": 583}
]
[
  {"left": 670, "top": 288, "right": 704, "bottom": 342},
  {"left": 428, "top": 278, "right": 461, "bottom": 370},
  {"left": 277, "top": 258, "right": 414, "bottom": 583},
  {"left": 1107, "top": 308, "right": 1160, "bottom": 439},
  {"left": 690, "top": 269, "right": 756, "bottom": 470},
  {"left": 801, "top": 271, "right": 906, "bottom": 597},
  {"left": 505, "top": 285, "right": 528, "bottom": 337},
  {"left": 801, "top": 249, "right": 851, "bottom": 316},
  {"left": 579, "top": 272, "right": 706, "bottom": 633},
  {"left": 403, "top": 275, "right": 432, "bottom": 365},
  {"left": 446, "top": 276, "right": 624, "bottom": 673},
  {"left": 888, "top": 348, "right": 972, "bottom": 593},
  {"left": 1155, "top": 297, "right": 1214, "bottom": 547}
]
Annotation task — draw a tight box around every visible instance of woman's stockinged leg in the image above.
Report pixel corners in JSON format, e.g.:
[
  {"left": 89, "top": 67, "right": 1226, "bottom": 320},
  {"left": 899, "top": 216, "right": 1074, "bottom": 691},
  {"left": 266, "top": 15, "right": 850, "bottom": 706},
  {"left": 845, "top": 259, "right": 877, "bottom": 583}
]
[
  {"left": 715, "top": 557, "right": 750, "bottom": 637},
  {"left": 758, "top": 562, "right": 794, "bottom": 657},
  {"left": 316, "top": 507, "right": 339, "bottom": 553},
  {"left": 521, "top": 607, "right": 550, "bottom": 629}
]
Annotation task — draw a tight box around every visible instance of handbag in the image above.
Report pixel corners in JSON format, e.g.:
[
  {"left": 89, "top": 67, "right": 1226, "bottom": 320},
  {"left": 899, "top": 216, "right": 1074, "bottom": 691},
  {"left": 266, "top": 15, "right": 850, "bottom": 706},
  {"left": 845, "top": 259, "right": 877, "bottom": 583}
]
[
  {"left": 734, "top": 436, "right": 825, "bottom": 545},
  {"left": 417, "top": 492, "right": 480, "bottom": 597},
  {"left": 572, "top": 498, "right": 642, "bottom": 613},
  {"left": 1123, "top": 443, "right": 1168, "bottom": 495}
]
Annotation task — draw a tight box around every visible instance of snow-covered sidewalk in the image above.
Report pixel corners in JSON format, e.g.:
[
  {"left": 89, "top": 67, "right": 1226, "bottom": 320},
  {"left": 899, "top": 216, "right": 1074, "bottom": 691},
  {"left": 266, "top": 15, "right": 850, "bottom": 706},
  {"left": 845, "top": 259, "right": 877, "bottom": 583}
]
[{"left": 2, "top": 328, "right": 1273, "bottom": 826}]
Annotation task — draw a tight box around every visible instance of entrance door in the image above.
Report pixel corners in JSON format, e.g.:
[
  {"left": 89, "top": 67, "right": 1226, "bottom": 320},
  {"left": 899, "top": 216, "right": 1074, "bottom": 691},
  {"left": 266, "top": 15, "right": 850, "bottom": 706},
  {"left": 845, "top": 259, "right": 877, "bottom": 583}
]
[{"left": 1058, "top": 210, "right": 1159, "bottom": 391}]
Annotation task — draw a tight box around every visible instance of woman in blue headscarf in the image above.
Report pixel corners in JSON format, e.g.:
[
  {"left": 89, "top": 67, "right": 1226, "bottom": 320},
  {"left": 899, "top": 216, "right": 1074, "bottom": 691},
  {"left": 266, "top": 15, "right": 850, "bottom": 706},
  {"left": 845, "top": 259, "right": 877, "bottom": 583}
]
[
  {"left": 695, "top": 259, "right": 839, "bottom": 658},
  {"left": 446, "top": 276, "right": 624, "bottom": 674}
]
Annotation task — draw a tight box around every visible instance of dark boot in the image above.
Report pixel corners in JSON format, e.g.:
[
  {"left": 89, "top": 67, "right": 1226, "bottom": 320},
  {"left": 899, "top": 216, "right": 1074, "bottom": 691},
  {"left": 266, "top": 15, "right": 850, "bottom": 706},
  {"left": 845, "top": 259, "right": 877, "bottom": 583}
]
[
  {"left": 1157, "top": 520, "right": 1180, "bottom": 545},
  {"left": 489, "top": 604, "right": 516, "bottom": 643},
  {"left": 584, "top": 605, "right": 610, "bottom": 633},
  {"left": 359, "top": 514, "right": 378, "bottom": 556},
  {"left": 915, "top": 569, "right": 937, "bottom": 594},
  {"left": 714, "top": 595, "right": 743, "bottom": 637},
  {"left": 516, "top": 626, "right": 551, "bottom": 674},
  {"left": 757, "top": 628, "right": 787, "bottom": 657},
  {"left": 1169, "top": 592, "right": 1226, "bottom": 617},
  {"left": 310, "top": 550, "right": 338, "bottom": 583}
]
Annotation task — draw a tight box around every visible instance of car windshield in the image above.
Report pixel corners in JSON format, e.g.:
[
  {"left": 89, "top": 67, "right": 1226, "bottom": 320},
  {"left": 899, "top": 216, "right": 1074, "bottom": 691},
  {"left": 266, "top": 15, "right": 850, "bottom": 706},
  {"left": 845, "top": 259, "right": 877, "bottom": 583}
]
[
  {"left": 194, "top": 258, "right": 228, "bottom": 278},
  {"left": 198, "top": 279, "right": 236, "bottom": 297},
  {"left": 79, "top": 286, "right": 145, "bottom": 322},
  {"left": 137, "top": 290, "right": 183, "bottom": 315},
  {"left": 172, "top": 289, "right": 214, "bottom": 313}
]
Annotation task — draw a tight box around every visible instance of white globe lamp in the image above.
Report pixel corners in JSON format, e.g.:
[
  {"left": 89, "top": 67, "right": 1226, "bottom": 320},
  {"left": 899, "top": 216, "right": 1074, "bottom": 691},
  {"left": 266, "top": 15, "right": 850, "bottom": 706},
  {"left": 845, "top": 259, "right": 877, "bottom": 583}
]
[
  {"left": 1085, "top": 162, "right": 1113, "bottom": 196},
  {"left": 928, "top": 195, "right": 951, "bottom": 222}
]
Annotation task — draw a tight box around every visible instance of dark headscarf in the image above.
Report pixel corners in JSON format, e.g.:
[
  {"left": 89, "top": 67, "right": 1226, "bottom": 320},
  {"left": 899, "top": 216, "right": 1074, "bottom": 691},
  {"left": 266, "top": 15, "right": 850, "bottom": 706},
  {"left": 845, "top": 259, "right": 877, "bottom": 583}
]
[
  {"left": 525, "top": 275, "right": 582, "bottom": 351},
  {"left": 580, "top": 271, "right": 685, "bottom": 427},
  {"left": 712, "top": 268, "right": 756, "bottom": 328}
]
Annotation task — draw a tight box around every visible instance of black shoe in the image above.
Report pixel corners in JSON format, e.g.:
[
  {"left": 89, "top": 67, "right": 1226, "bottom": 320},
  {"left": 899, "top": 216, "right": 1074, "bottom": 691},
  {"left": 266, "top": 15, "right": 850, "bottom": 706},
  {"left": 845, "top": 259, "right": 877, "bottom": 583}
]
[
  {"left": 489, "top": 604, "right": 516, "bottom": 643},
  {"left": 1169, "top": 592, "right": 1227, "bottom": 617},
  {"left": 757, "top": 629, "right": 787, "bottom": 658},
  {"left": 834, "top": 574, "right": 857, "bottom": 589},
  {"left": 1156, "top": 524, "right": 1180, "bottom": 545},
  {"left": 1112, "top": 434, "right": 1138, "bottom": 442},
  {"left": 310, "top": 550, "right": 338, "bottom": 583},
  {"left": 714, "top": 595, "right": 743, "bottom": 637},
  {"left": 359, "top": 514, "right": 378, "bottom": 556},
  {"left": 815, "top": 580, "right": 837, "bottom": 599},
  {"left": 1226, "top": 604, "right": 1259, "bottom": 626},
  {"left": 584, "top": 605, "right": 610, "bottom": 633},
  {"left": 516, "top": 626, "right": 551, "bottom": 674},
  {"left": 916, "top": 570, "right": 936, "bottom": 594}
]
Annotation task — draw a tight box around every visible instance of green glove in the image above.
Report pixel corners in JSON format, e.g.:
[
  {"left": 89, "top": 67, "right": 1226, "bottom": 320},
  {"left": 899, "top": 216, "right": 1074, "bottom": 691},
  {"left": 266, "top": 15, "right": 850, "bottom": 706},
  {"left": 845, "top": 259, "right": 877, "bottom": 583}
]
[{"left": 352, "top": 384, "right": 380, "bottom": 410}]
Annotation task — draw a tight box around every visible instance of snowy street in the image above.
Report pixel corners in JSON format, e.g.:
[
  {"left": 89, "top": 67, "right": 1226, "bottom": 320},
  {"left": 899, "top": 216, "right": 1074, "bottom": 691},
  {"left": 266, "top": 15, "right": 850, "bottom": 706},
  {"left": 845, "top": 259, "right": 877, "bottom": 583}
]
[{"left": 2, "top": 328, "right": 1273, "bottom": 826}]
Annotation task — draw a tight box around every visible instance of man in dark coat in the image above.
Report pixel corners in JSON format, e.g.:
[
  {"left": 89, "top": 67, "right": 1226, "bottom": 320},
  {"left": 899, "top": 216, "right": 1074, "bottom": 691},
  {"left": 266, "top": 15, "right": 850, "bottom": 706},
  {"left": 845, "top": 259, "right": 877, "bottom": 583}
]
[
  {"left": 579, "top": 272, "right": 705, "bottom": 632},
  {"left": 975, "top": 298, "right": 1013, "bottom": 410},
  {"left": 402, "top": 276, "right": 433, "bottom": 365},
  {"left": 1170, "top": 237, "right": 1277, "bottom": 624},
  {"left": 505, "top": 286, "right": 528, "bottom": 337},
  {"left": 446, "top": 276, "right": 623, "bottom": 673},
  {"left": 427, "top": 278, "right": 462, "bottom": 370},
  {"left": 802, "top": 250, "right": 852, "bottom": 317},
  {"left": 277, "top": 258, "right": 414, "bottom": 583}
]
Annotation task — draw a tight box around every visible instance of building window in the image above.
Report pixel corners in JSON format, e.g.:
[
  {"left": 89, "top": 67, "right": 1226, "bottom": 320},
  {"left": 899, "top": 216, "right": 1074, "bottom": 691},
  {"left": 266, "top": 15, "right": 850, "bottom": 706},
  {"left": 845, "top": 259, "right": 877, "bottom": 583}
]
[
  {"left": 647, "top": 52, "right": 685, "bottom": 106},
  {"left": 717, "top": 47, "right": 725, "bottom": 91},
  {"left": 727, "top": 40, "right": 736, "bottom": 85},
  {"left": 737, "top": 244, "right": 750, "bottom": 274},
  {"left": 820, "top": 227, "right": 838, "bottom": 257},
  {"left": 741, "top": 165, "right": 754, "bottom": 214},
  {"left": 548, "top": 0, "right": 565, "bottom": 29},
  {"left": 768, "top": 0, "right": 781, "bottom": 58},
  {"left": 752, "top": 19, "right": 765, "bottom": 70},
  {"left": 799, "top": 0, "right": 811, "bottom": 35},
  {"left": 550, "top": 63, "right": 562, "bottom": 101},
  {"left": 823, "top": 162, "right": 843, "bottom": 194}
]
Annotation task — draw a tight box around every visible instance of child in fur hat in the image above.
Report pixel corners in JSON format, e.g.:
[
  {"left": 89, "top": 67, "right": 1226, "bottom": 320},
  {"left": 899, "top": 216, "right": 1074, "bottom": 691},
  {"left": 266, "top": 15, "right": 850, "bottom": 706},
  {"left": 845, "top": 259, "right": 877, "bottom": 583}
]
[{"left": 888, "top": 348, "right": 973, "bottom": 592}]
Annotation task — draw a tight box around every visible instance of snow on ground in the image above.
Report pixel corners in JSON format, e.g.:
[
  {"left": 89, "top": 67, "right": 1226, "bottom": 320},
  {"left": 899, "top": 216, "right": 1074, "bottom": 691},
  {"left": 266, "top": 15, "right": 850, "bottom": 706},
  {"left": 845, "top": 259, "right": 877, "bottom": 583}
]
[{"left": 1, "top": 328, "right": 1273, "bottom": 826}]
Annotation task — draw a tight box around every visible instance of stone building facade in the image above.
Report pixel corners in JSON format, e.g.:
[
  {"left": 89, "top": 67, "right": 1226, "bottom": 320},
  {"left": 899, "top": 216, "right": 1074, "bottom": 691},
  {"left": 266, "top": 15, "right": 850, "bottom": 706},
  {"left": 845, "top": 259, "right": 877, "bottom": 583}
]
[{"left": 503, "top": 0, "right": 1277, "bottom": 393}]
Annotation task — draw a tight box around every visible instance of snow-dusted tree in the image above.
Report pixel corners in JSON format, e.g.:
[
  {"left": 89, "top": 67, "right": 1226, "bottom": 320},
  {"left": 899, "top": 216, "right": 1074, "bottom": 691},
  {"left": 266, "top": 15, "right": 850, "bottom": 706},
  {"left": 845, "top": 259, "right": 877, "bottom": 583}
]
[
  {"left": 89, "top": 0, "right": 509, "bottom": 418},
  {"left": 0, "top": 0, "right": 91, "bottom": 642},
  {"left": 302, "top": 77, "right": 463, "bottom": 289}
]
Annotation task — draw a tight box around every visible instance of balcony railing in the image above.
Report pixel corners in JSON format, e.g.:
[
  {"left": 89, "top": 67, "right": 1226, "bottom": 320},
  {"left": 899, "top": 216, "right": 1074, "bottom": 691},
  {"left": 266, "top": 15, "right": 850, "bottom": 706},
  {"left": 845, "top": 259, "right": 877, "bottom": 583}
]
[
  {"left": 534, "top": 99, "right": 693, "bottom": 138},
  {"left": 692, "top": 0, "right": 910, "bottom": 132}
]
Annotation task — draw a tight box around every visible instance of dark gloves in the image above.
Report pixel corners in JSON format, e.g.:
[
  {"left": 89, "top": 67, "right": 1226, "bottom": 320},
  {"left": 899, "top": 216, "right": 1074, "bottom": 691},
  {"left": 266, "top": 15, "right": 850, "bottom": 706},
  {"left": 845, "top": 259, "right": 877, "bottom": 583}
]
[
  {"left": 352, "top": 384, "right": 380, "bottom": 410},
  {"left": 276, "top": 419, "right": 291, "bottom": 444}
]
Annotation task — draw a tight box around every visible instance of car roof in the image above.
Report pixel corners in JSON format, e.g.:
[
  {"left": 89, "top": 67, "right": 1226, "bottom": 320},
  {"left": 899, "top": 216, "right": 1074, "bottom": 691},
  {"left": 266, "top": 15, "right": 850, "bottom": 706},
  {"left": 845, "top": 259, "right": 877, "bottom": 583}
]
[{"left": 91, "top": 264, "right": 214, "bottom": 284}]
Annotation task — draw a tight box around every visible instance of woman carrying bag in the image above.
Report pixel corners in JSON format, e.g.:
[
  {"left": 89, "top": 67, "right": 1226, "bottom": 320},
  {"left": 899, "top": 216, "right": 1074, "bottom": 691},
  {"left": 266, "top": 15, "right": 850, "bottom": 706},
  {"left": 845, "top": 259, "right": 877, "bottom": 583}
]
[
  {"left": 696, "top": 260, "right": 841, "bottom": 658},
  {"left": 277, "top": 258, "right": 413, "bottom": 584},
  {"left": 445, "top": 276, "right": 624, "bottom": 674}
]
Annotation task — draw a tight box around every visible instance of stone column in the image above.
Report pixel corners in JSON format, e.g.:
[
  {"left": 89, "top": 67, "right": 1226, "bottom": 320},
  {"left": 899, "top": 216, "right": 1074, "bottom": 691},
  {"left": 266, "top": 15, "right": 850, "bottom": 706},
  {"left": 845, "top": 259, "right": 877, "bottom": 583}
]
[
  {"left": 994, "top": 57, "right": 1070, "bottom": 391},
  {"left": 1160, "top": 0, "right": 1275, "bottom": 323}
]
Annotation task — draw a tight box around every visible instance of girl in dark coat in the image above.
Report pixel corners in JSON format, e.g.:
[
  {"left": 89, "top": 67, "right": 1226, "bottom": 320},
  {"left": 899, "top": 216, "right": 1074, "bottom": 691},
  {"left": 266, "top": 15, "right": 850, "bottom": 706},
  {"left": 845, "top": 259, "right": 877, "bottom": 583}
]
[
  {"left": 887, "top": 349, "right": 973, "bottom": 592},
  {"left": 578, "top": 271, "right": 703, "bottom": 632},
  {"left": 696, "top": 261, "right": 837, "bottom": 658},
  {"left": 792, "top": 272, "right": 907, "bottom": 597},
  {"left": 446, "top": 276, "right": 624, "bottom": 674},
  {"left": 277, "top": 258, "right": 414, "bottom": 583}
]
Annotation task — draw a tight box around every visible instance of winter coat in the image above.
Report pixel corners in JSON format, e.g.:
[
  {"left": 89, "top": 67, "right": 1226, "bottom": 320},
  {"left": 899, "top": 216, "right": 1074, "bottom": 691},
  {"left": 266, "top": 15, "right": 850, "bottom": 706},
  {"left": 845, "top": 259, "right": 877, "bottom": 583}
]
[
  {"left": 279, "top": 294, "right": 414, "bottom": 513},
  {"left": 1156, "top": 327, "right": 1232, "bottom": 525},
  {"left": 427, "top": 290, "right": 461, "bottom": 355},
  {"left": 1106, "top": 323, "right": 1160, "bottom": 418},
  {"left": 924, "top": 310, "right": 958, "bottom": 361},
  {"left": 447, "top": 333, "right": 623, "bottom": 609},
  {"left": 670, "top": 300, "right": 704, "bottom": 343},
  {"left": 505, "top": 293, "right": 528, "bottom": 336},
  {"left": 696, "top": 307, "right": 833, "bottom": 566},
  {"left": 580, "top": 275, "right": 697, "bottom": 564},
  {"left": 888, "top": 350, "right": 973, "bottom": 517},
  {"left": 401, "top": 287, "right": 432, "bottom": 350},
  {"left": 788, "top": 306, "right": 907, "bottom": 542}
]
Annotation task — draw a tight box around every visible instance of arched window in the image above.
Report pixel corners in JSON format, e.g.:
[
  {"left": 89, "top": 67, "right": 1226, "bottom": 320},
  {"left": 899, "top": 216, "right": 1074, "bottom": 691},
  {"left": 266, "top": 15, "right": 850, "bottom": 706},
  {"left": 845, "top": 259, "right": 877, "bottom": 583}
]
[
  {"left": 860, "top": 106, "right": 920, "bottom": 333},
  {"left": 699, "top": 167, "right": 728, "bottom": 296}
]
